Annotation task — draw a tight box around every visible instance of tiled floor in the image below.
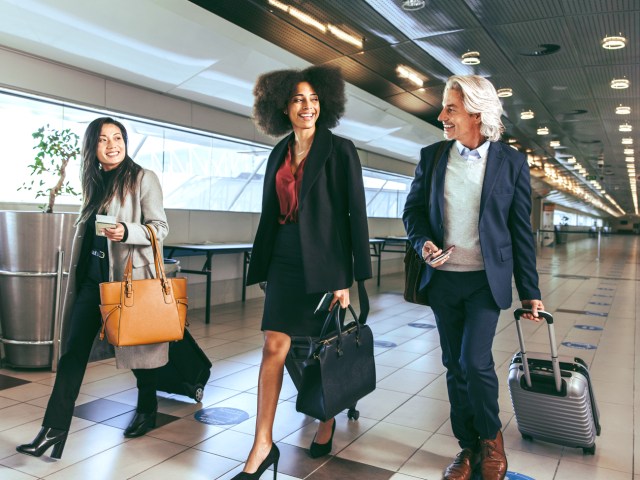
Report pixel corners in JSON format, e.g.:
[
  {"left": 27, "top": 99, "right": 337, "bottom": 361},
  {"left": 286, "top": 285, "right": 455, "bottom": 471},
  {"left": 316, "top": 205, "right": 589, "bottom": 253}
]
[{"left": 0, "top": 234, "right": 637, "bottom": 479}]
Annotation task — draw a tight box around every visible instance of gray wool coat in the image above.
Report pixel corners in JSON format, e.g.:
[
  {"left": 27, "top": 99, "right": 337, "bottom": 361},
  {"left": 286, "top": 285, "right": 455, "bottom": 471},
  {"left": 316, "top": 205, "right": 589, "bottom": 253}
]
[{"left": 61, "top": 168, "right": 170, "bottom": 369}]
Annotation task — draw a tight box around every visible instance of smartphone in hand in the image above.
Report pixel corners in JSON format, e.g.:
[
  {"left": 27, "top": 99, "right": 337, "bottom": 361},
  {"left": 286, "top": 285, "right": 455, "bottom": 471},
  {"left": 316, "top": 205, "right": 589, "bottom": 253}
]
[
  {"left": 427, "top": 245, "right": 455, "bottom": 266},
  {"left": 314, "top": 292, "right": 334, "bottom": 314}
]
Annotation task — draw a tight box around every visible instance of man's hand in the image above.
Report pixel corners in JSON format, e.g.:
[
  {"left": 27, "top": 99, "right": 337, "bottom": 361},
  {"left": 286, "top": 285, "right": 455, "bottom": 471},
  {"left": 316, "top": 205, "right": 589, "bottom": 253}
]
[{"left": 520, "top": 299, "right": 544, "bottom": 321}]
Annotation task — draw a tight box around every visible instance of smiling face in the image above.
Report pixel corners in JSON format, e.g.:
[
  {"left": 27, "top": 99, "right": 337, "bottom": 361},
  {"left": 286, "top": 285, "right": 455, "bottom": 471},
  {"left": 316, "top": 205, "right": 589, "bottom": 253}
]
[
  {"left": 437, "top": 87, "right": 483, "bottom": 149},
  {"left": 286, "top": 81, "right": 320, "bottom": 132},
  {"left": 96, "top": 123, "right": 126, "bottom": 171}
]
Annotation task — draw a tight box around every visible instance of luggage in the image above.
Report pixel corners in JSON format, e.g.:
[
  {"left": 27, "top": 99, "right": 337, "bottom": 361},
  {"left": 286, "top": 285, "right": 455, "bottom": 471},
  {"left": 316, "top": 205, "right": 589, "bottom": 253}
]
[
  {"left": 156, "top": 328, "right": 212, "bottom": 402},
  {"left": 508, "top": 308, "right": 601, "bottom": 454}
]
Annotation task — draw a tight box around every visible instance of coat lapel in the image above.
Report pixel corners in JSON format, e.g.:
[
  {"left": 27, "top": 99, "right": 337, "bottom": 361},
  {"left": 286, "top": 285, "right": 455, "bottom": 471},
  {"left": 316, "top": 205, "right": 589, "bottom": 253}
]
[
  {"left": 432, "top": 141, "right": 452, "bottom": 227},
  {"left": 298, "top": 127, "right": 331, "bottom": 207},
  {"left": 263, "top": 133, "right": 292, "bottom": 210},
  {"left": 479, "top": 141, "right": 505, "bottom": 218}
]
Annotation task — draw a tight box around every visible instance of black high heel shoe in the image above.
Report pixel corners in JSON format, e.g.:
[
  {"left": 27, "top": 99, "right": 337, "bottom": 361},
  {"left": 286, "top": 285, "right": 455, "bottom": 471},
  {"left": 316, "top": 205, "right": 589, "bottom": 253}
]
[
  {"left": 123, "top": 411, "right": 157, "bottom": 438},
  {"left": 16, "top": 427, "right": 68, "bottom": 459},
  {"left": 309, "top": 418, "right": 336, "bottom": 458},
  {"left": 232, "top": 443, "right": 280, "bottom": 479}
]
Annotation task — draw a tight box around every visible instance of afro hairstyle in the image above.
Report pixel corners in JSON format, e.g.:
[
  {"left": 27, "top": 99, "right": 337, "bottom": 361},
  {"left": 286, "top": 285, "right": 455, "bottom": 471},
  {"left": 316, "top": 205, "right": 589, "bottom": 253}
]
[{"left": 252, "top": 64, "right": 346, "bottom": 137}]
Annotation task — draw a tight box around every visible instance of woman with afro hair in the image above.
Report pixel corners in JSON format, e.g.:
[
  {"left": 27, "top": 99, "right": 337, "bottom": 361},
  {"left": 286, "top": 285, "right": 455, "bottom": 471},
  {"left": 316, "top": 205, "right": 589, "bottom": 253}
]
[{"left": 237, "top": 65, "right": 372, "bottom": 478}]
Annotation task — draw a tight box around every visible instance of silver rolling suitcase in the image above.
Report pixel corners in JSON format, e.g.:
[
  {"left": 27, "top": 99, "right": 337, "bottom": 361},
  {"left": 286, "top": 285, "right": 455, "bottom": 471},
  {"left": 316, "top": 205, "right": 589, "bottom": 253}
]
[{"left": 508, "top": 308, "right": 601, "bottom": 454}]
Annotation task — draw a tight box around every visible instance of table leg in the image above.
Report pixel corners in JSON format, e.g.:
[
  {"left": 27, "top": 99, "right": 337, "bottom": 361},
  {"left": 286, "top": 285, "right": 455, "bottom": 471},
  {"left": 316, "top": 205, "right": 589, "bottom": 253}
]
[
  {"left": 204, "top": 253, "right": 213, "bottom": 325},
  {"left": 242, "top": 251, "right": 250, "bottom": 302},
  {"left": 377, "top": 244, "right": 382, "bottom": 287}
]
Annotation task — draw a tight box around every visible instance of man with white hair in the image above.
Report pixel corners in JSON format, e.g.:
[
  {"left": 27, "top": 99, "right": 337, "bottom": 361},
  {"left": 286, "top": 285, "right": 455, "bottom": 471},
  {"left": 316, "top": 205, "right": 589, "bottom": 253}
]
[{"left": 403, "top": 75, "right": 544, "bottom": 480}]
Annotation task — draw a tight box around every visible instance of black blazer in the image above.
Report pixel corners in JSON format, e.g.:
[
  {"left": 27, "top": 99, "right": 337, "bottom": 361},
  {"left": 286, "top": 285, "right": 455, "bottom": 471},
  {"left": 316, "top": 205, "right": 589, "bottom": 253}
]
[
  {"left": 247, "top": 127, "right": 372, "bottom": 293},
  {"left": 403, "top": 140, "right": 541, "bottom": 309}
]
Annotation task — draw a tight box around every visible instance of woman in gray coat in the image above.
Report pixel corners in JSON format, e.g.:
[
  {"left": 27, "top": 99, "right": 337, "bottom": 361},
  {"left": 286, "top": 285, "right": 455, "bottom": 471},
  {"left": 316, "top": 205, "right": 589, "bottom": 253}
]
[{"left": 17, "top": 117, "right": 169, "bottom": 459}]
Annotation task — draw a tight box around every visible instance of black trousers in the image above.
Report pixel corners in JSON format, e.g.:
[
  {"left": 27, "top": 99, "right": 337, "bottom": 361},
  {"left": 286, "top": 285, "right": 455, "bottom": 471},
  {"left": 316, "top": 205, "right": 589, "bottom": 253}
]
[{"left": 43, "top": 283, "right": 158, "bottom": 431}]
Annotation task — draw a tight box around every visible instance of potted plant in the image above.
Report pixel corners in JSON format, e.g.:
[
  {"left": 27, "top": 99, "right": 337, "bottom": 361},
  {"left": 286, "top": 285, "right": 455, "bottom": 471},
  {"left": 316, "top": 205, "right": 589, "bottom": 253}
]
[
  {"left": 19, "top": 124, "right": 81, "bottom": 212},
  {"left": 0, "top": 125, "right": 82, "bottom": 369}
]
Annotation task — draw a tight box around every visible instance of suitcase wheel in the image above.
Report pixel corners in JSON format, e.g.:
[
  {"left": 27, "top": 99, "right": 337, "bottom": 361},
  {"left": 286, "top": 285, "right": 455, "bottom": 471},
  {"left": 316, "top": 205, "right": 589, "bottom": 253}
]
[
  {"left": 193, "top": 386, "right": 204, "bottom": 403},
  {"left": 347, "top": 407, "right": 359, "bottom": 420},
  {"left": 583, "top": 445, "right": 596, "bottom": 455}
]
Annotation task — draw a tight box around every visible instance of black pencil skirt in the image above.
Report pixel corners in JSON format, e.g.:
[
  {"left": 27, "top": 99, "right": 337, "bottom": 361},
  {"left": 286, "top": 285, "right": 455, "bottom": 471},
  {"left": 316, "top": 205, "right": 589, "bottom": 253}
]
[{"left": 262, "top": 223, "right": 328, "bottom": 336}]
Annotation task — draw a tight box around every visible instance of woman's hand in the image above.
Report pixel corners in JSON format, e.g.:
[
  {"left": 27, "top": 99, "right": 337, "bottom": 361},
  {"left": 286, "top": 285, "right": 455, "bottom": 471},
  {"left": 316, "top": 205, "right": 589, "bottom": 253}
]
[
  {"left": 103, "top": 222, "right": 125, "bottom": 242},
  {"left": 331, "top": 288, "right": 350, "bottom": 309}
]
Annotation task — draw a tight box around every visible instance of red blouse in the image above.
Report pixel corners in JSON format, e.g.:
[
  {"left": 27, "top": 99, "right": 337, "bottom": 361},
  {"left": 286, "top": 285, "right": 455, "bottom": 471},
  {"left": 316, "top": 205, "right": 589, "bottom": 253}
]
[{"left": 276, "top": 145, "right": 306, "bottom": 224}]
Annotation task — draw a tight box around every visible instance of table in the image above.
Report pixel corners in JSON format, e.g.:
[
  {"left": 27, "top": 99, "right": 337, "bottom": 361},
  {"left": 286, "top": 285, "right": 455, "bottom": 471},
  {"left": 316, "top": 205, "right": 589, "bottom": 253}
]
[
  {"left": 369, "top": 238, "right": 385, "bottom": 286},
  {"left": 164, "top": 243, "right": 253, "bottom": 324},
  {"left": 373, "top": 236, "right": 410, "bottom": 286}
]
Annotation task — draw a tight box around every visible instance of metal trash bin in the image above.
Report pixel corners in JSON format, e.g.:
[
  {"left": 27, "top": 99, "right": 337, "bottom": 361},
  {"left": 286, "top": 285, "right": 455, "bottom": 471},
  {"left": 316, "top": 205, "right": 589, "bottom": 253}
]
[{"left": 164, "top": 258, "right": 180, "bottom": 278}]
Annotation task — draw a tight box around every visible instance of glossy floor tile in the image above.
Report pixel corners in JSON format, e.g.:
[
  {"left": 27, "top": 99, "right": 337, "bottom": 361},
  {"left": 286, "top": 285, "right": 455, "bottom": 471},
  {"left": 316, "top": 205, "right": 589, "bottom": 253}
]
[{"left": 0, "top": 235, "right": 638, "bottom": 478}]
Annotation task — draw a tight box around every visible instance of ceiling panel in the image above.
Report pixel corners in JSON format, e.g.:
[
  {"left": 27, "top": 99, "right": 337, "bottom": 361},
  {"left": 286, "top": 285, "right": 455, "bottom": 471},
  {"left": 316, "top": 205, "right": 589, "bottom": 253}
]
[
  {"left": 363, "top": 0, "right": 480, "bottom": 40},
  {"left": 463, "top": 0, "right": 564, "bottom": 25}
]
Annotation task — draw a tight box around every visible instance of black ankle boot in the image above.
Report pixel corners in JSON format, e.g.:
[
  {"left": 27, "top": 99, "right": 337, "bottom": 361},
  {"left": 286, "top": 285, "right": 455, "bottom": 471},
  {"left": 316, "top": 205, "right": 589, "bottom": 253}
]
[
  {"left": 232, "top": 443, "right": 280, "bottom": 479},
  {"left": 309, "top": 418, "right": 336, "bottom": 458},
  {"left": 16, "top": 427, "right": 68, "bottom": 459},
  {"left": 123, "top": 411, "right": 157, "bottom": 438}
]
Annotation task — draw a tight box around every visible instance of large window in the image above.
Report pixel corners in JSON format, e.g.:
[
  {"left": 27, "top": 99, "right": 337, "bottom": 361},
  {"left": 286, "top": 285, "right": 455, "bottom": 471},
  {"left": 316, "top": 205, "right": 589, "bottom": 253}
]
[{"left": 0, "top": 89, "right": 412, "bottom": 217}]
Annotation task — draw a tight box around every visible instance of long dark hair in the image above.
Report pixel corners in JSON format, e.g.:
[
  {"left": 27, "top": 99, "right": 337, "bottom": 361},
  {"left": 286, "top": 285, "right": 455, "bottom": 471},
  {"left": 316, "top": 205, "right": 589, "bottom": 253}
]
[
  {"left": 77, "top": 117, "right": 141, "bottom": 224},
  {"left": 253, "top": 65, "right": 346, "bottom": 137}
]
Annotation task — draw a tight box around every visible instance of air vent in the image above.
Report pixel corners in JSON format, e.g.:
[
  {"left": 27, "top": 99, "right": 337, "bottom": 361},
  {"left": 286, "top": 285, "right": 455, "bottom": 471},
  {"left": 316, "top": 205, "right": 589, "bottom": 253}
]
[{"left": 518, "top": 44, "right": 561, "bottom": 57}]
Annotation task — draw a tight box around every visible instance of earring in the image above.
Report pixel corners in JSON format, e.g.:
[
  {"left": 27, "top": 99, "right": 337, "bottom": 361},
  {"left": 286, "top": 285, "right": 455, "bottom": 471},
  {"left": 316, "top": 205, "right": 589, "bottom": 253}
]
[{"left": 98, "top": 163, "right": 103, "bottom": 170}]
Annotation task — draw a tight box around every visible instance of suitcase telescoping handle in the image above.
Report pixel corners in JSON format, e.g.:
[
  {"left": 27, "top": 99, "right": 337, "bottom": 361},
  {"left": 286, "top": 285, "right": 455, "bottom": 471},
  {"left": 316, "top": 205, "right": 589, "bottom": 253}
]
[{"left": 513, "top": 308, "right": 562, "bottom": 393}]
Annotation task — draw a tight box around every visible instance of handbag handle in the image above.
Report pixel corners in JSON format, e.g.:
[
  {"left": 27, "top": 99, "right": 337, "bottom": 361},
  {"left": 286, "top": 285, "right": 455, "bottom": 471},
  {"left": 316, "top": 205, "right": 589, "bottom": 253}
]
[
  {"left": 122, "top": 224, "right": 173, "bottom": 300},
  {"left": 318, "top": 304, "right": 361, "bottom": 355}
]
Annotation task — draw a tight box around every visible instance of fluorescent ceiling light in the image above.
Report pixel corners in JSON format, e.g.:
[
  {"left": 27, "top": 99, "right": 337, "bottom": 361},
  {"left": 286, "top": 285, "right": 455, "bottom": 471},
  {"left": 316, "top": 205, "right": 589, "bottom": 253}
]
[
  {"left": 622, "top": 138, "right": 633, "bottom": 145},
  {"left": 624, "top": 148, "right": 634, "bottom": 155},
  {"left": 520, "top": 110, "right": 534, "bottom": 120},
  {"left": 497, "top": 88, "right": 512, "bottom": 98},
  {"left": 550, "top": 140, "right": 561, "bottom": 148},
  {"left": 619, "top": 123, "right": 632, "bottom": 132},
  {"left": 396, "top": 65, "right": 423, "bottom": 88},
  {"left": 626, "top": 157, "right": 635, "bottom": 163},
  {"left": 537, "top": 127, "right": 549, "bottom": 135},
  {"left": 327, "top": 24, "right": 363, "bottom": 49}
]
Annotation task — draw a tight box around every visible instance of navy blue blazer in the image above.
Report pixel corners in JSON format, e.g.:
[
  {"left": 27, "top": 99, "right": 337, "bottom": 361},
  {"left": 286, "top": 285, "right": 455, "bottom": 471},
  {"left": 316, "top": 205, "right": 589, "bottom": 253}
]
[
  {"left": 403, "top": 140, "right": 541, "bottom": 309},
  {"left": 247, "top": 127, "right": 372, "bottom": 293}
]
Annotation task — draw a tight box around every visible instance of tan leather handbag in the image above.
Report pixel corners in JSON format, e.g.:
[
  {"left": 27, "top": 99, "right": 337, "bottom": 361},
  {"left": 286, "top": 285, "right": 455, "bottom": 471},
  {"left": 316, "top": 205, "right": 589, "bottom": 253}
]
[{"left": 99, "top": 224, "right": 188, "bottom": 346}]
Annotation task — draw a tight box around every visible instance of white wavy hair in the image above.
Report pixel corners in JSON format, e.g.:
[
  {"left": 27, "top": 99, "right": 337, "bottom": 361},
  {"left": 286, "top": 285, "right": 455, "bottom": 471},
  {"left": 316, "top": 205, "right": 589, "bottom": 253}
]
[{"left": 444, "top": 75, "right": 504, "bottom": 142}]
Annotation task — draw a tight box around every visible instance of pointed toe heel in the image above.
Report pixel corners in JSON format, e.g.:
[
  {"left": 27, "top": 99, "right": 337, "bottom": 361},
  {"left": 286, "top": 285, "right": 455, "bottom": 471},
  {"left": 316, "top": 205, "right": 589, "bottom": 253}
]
[
  {"left": 232, "top": 443, "right": 280, "bottom": 479},
  {"left": 309, "top": 419, "right": 336, "bottom": 458}
]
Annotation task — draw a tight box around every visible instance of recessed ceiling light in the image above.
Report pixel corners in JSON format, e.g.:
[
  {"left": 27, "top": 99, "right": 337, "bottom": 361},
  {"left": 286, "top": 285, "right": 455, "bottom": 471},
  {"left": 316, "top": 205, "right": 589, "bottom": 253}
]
[
  {"left": 402, "top": 0, "right": 426, "bottom": 10},
  {"left": 520, "top": 110, "right": 534, "bottom": 120},
  {"left": 601, "top": 35, "right": 627, "bottom": 50},
  {"left": 619, "top": 123, "right": 632, "bottom": 132},
  {"left": 461, "top": 51, "right": 480, "bottom": 65},
  {"left": 626, "top": 157, "right": 635, "bottom": 163},
  {"left": 622, "top": 138, "right": 633, "bottom": 145},
  {"left": 611, "top": 77, "right": 630, "bottom": 89},
  {"left": 507, "top": 138, "right": 517, "bottom": 144},
  {"left": 497, "top": 88, "right": 512, "bottom": 98},
  {"left": 624, "top": 148, "right": 634, "bottom": 155},
  {"left": 550, "top": 140, "right": 561, "bottom": 148},
  {"left": 537, "top": 127, "right": 549, "bottom": 135},
  {"left": 616, "top": 104, "right": 631, "bottom": 115}
]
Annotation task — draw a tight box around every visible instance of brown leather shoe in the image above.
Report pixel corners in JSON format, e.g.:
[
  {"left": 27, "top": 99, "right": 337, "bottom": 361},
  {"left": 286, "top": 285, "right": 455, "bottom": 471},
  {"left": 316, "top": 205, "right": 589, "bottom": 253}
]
[
  {"left": 480, "top": 430, "right": 507, "bottom": 480},
  {"left": 442, "top": 447, "right": 478, "bottom": 480}
]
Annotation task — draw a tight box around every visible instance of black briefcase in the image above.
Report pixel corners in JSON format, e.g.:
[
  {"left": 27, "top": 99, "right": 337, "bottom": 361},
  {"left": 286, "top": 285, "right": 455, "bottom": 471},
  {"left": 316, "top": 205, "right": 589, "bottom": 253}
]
[{"left": 295, "top": 304, "right": 375, "bottom": 422}]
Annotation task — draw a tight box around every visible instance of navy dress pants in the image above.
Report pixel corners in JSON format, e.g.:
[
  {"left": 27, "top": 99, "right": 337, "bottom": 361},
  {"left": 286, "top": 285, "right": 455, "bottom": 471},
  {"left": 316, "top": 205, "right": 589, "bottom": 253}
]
[{"left": 426, "top": 270, "right": 501, "bottom": 449}]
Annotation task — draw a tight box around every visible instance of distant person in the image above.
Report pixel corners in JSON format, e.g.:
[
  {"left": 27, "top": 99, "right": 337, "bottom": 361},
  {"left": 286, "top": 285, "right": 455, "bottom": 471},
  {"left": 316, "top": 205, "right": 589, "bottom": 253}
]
[
  {"left": 403, "top": 75, "right": 544, "bottom": 480},
  {"left": 236, "top": 65, "right": 372, "bottom": 479},
  {"left": 17, "top": 117, "right": 169, "bottom": 459}
]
